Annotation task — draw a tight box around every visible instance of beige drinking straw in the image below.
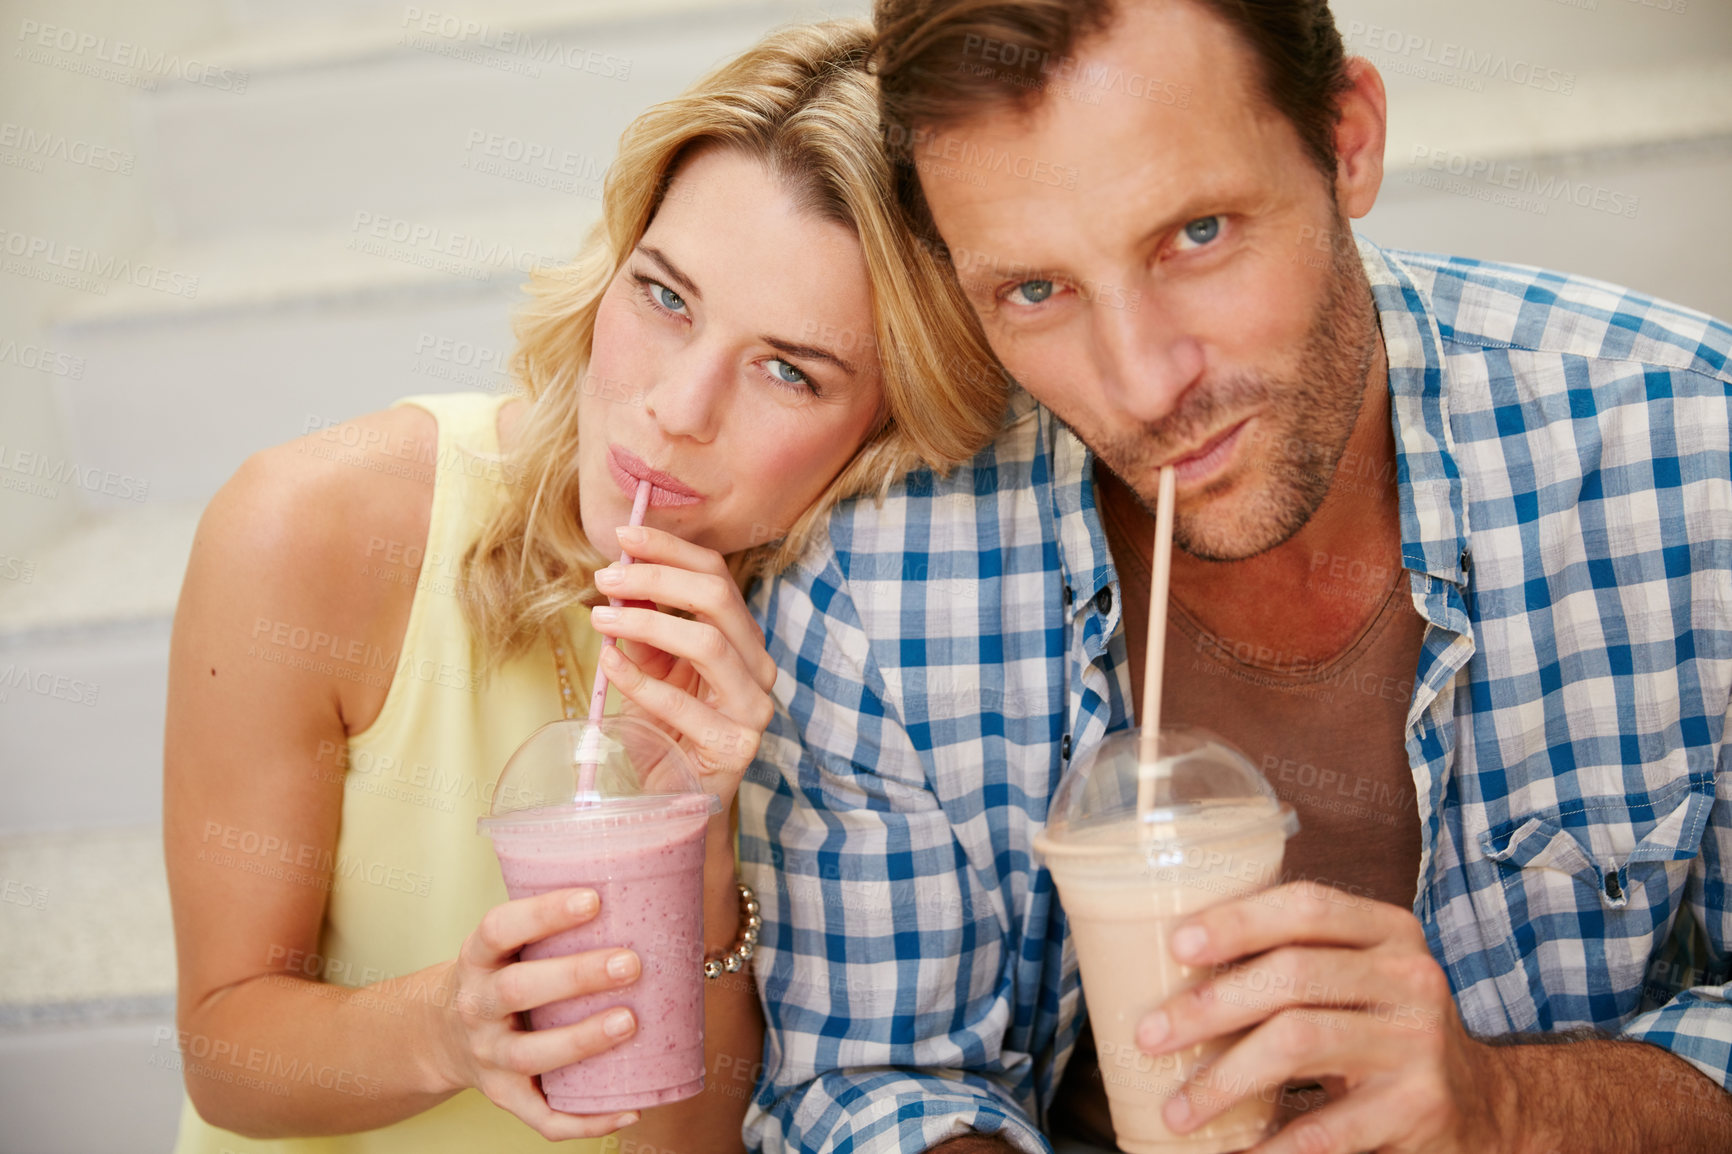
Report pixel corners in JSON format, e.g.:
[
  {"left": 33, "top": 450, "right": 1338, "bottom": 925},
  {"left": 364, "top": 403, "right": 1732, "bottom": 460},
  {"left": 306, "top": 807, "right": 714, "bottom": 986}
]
[{"left": 1135, "top": 466, "right": 1178, "bottom": 824}]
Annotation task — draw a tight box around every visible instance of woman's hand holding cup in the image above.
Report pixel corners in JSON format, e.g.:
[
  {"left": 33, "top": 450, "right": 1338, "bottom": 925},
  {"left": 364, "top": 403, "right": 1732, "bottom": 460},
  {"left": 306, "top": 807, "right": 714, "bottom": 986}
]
[{"left": 434, "top": 887, "right": 645, "bottom": 1138}]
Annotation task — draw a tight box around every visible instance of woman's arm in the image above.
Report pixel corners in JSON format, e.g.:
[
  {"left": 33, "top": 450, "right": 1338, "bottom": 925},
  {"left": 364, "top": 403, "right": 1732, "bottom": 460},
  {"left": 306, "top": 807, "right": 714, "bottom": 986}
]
[{"left": 165, "top": 409, "right": 635, "bottom": 1140}]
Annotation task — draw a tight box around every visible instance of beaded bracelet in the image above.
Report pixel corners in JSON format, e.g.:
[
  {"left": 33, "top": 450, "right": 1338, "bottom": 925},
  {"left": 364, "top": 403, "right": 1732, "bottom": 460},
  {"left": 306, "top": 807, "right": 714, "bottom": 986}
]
[{"left": 703, "top": 881, "right": 761, "bottom": 980}]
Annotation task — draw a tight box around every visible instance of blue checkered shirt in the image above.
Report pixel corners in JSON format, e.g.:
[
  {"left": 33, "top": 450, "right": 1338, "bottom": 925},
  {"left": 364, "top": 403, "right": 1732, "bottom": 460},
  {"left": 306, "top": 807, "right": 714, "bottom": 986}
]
[{"left": 737, "top": 238, "right": 1732, "bottom": 1153}]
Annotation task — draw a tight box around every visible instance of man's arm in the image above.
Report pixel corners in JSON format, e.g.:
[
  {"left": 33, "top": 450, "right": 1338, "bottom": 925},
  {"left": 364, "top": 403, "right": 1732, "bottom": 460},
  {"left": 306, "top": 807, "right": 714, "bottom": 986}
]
[
  {"left": 738, "top": 718, "right": 1049, "bottom": 1153},
  {"left": 737, "top": 566, "right": 1049, "bottom": 1154},
  {"left": 1609, "top": 722, "right": 1732, "bottom": 1135},
  {"left": 1478, "top": 1034, "right": 1732, "bottom": 1153}
]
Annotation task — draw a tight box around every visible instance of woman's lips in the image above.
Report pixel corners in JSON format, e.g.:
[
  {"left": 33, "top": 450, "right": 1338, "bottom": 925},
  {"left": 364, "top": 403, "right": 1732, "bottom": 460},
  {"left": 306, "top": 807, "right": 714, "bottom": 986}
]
[
  {"left": 607, "top": 446, "right": 701, "bottom": 507},
  {"left": 1168, "top": 418, "right": 1250, "bottom": 486}
]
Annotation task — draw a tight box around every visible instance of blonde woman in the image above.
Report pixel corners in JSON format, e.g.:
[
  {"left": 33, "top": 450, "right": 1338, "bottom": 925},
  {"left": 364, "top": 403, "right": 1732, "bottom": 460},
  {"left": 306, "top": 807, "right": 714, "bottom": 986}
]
[{"left": 163, "top": 20, "right": 1003, "bottom": 1154}]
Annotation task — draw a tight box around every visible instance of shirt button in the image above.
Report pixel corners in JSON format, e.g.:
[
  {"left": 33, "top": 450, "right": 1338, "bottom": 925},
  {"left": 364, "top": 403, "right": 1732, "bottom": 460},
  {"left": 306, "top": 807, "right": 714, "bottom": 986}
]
[
  {"left": 1061, "top": 734, "right": 1072, "bottom": 760},
  {"left": 1094, "top": 586, "right": 1113, "bottom": 615}
]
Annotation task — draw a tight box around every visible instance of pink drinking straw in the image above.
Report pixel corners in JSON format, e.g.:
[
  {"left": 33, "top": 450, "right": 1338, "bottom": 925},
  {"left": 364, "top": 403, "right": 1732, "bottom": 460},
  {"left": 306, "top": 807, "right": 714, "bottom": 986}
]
[{"left": 577, "top": 479, "right": 652, "bottom": 795}]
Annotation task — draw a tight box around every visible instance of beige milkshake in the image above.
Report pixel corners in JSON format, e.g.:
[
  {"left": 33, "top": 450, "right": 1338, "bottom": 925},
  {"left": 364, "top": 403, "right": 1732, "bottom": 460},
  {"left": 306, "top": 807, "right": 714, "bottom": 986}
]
[{"left": 1036, "top": 728, "right": 1297, "bottom": 1153}]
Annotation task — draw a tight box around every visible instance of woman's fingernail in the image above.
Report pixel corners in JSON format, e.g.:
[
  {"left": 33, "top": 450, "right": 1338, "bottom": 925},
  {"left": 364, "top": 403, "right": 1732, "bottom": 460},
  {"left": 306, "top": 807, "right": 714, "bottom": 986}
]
[
  {"left": 1140, "top": 1010, "right": 1169, "bottom": 1049},
  {"left": 614, "top": 1112, "right": 639, "bottom": 1127},
  {"left": 603, "top": 1009, "right": 635, "bottom": 1037},
  {"left": 592, "top": 606, "right": 619, "bottom": 624},
  {"left": 567, "top": 890, "right": 597, "bottom": 916},
  {"left": 606, "top": 951, "right": 638, "bottom": 980},
  {"left": 594, "top": 567, "right": 621, "bottom": 586},
  {"left": 616, "top": 525, "right": 645, "bottom": 546},
  {"left": 1165, "top": 1092, "right": 1192, "bottom": 1129},
  {"left": 600, "top": 645, "right": 623, "bottom": 668},
  {"left": 1172, "top": 925, "right": 1207, "bottom": 960}
]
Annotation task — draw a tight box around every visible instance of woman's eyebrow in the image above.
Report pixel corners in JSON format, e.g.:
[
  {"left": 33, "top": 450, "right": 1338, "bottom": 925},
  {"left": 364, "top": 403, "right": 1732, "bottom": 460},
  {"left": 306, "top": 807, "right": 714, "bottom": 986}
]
[
  {"left": 636, "top": 244, "right": 702, "bottom": 302},
  {"left": 637, "top": 242, "right": 857, "bottom": 375},
  {"left": 764, "top": 336, "right": 857, "bottom": 376}
]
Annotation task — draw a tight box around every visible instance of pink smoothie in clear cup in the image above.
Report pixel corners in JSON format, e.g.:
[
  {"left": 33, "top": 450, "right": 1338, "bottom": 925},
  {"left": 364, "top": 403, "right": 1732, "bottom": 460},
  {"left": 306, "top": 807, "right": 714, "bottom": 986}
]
[{"left": 480, "top": 718, "right": 720, "bottom": 1114}]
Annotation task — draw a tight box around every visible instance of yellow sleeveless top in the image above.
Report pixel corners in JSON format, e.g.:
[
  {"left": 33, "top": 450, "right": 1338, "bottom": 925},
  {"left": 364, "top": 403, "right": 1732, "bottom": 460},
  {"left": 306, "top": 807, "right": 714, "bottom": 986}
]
[{"left": 173, "top": 392, "right": 608, "bottom": 1154}]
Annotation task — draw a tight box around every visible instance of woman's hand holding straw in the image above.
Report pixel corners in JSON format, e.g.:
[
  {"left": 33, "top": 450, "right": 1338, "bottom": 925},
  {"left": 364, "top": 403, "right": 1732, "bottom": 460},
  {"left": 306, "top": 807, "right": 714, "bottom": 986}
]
[{"left": 585, "top": 518, "right": 779, "bottom": 806}]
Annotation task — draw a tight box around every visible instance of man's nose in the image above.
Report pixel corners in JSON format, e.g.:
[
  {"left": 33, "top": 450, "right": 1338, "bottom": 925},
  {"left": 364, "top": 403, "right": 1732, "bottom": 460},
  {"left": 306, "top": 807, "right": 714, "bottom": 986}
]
[
  {"left": 1089, "top": 304, "right": 1204, "bottom": 425},
  {"left": 643, "top": 346, "right": 729, "bottom": 443}
]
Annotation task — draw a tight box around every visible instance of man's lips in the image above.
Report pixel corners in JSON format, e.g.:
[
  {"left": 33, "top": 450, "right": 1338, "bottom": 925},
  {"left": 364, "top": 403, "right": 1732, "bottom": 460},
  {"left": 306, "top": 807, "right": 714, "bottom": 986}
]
[
  {"left": 1164, "top": 418, "right": 1250, "bottom": 484},
  {"left": 607, "top": 446, "right": 701, "bottom": 507}
]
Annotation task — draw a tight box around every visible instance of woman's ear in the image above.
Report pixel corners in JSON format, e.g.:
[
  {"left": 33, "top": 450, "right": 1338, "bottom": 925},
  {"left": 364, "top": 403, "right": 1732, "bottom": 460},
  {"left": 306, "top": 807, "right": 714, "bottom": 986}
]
[{"left": 1333, "top": 57, "right": 1388, "bottom": 221}]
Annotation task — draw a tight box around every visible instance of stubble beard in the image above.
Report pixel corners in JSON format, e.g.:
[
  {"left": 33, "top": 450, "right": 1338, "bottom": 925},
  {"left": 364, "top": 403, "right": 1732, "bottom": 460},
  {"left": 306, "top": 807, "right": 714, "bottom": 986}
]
[{"left": 1080, "top": 237, "right": 1381, "bottom": 562}]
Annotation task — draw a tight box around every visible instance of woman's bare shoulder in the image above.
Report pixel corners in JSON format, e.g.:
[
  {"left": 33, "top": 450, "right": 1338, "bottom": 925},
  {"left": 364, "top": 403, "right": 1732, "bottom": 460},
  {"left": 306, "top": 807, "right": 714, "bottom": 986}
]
[
  {"left": 176, "top": 406, "right": 440, "bottom": 730},
  {"left": 201, "top": 406, "right": 437, "bottom": 577}
]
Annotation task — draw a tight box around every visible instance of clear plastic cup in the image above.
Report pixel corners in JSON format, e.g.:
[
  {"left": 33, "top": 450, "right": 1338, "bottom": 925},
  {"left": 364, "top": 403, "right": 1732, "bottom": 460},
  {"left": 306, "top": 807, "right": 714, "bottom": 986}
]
[
  {"left": 1035, "top": 726, "right": 1299, "bottom": 1153},
  {"left": 479, "top": 717, "right": 720, "bottom": 1114}
]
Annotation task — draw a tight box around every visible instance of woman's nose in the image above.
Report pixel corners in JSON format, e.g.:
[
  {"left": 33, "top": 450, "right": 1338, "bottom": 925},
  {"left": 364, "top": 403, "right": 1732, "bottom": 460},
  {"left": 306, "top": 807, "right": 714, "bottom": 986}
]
[{"left": 643, "top": 348, "right": 730, "bottom": 443}]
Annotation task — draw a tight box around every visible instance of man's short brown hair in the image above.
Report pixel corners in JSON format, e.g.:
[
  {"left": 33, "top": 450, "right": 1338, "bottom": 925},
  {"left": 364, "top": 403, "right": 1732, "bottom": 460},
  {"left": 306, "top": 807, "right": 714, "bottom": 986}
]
[{"left": 871, "top": 0, "right": 1353, "bottom": 183}]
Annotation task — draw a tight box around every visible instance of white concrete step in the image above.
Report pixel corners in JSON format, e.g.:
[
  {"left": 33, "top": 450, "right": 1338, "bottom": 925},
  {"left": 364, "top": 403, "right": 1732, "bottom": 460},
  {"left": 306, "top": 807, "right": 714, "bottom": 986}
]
[
  {"left": 46, "top": 52, "right": 1732, "bottom": 507},
  {"left": 0, "top": 506, "right": 199, "bottom": 834},
  {"left": 1367, "top": 133, "right": 1732, "bottom": 337},
  {"left": 0, "top": 826, "right": 176, "bottom": 1021},
  {"left": 0, "top": 505, "right": 200, "bottom": 638},
  {"left": 50, "top": 245, "right": 527, "bottom": 507},
  {"left": 53, "top": 196, "right": 589, "bottom": 330},
  {"left": 1378, "top": 61, "right": 1732, "bottom": 178},
  {"left": 1378, "top": 61, "right": 1732, "bottom": 170},
  {"left": 0, "top": 614, "right": 175, "bottom": 832},
  {"left": 0, "top": 826, "right": 180, "bottom": 1153},
  {"left": 0, "top": 1019, "right": 185, "bottom": 1154},
  {"left": 135, "top": 0, "right": 869, "bottom": 244},
  {"left": 40, "top": 191, "right": 552, "bottom": 510},
  {"left": 130, "top": 4, "right": 1731, "bottom": 250},
  {"left": 1330, "top": 0, "right": 1732, "bottom": 78}
]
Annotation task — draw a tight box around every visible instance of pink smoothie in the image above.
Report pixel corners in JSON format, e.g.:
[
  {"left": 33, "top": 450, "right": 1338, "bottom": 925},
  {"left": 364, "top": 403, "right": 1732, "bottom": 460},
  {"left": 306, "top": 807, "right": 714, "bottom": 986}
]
[{"left": 490, "top": 793, "right": 711, "bottom": 1114}]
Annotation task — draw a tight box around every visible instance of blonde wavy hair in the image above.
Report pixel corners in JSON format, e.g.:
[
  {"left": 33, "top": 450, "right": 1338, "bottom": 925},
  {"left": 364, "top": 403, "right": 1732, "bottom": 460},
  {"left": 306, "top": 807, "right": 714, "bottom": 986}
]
[{"left": 461, "top": 18, "right": 1009, "bottom": 664}]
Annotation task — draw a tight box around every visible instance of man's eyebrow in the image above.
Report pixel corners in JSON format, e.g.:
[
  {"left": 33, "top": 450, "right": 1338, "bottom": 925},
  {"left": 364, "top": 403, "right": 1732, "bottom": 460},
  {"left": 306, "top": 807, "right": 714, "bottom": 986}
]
[
  {"left": 636, "top": 244, "right": 702, "bottom": 302},
  {"left": 950, "top": 247, "right": 1062, "bottom": 298},
  {"left": 1131, "top": 179, "right": 1244, "bottom": 252},
  {"left": 763, "top": 337, "right": 857, "bottom": 377}
]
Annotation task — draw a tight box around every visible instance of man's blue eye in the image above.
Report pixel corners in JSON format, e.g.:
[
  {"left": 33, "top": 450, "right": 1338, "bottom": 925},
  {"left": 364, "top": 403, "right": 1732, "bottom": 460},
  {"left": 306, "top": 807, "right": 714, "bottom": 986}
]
[
  {"left": 656, "top": 284, "right": 685, "bottom": 311},
  {"left": 1183, "top": 216, "right": 1221, "bottom": 246},
  {"left": 1014, "top": 280, "right": 1054, "bottom": 304}
]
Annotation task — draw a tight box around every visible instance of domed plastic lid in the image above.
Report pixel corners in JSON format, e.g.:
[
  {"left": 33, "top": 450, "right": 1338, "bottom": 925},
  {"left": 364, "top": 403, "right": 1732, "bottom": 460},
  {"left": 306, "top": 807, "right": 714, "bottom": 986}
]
[
  {"left": 478, "top": 716, "right": 720, "bottom": 833},
  {"left": 1042, "top": 726, "right": 1298, "bottom": 855}
]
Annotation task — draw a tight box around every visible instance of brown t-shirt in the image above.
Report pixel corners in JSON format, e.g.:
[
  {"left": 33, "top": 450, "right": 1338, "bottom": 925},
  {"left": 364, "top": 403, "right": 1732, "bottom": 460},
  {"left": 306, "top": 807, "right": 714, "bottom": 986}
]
[{"left": 1052, "top": 472, "right": 1426, "bottom": 1143}]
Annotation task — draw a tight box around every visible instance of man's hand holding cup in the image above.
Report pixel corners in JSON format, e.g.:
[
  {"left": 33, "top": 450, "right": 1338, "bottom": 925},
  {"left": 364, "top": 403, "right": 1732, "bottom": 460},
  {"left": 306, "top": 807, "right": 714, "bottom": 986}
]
[{"left": 1137, "top": 881, "right": 1512, "bottom": 1154}]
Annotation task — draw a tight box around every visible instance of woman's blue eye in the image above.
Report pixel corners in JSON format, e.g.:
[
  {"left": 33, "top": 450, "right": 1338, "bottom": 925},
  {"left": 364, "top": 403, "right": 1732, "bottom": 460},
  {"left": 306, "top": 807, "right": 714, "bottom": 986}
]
[
  {"left": 767, "top": 359, "right": 808, "bottom": 386},
  {"left": 1182, "top": 216, "right": 1221, "bottom": 246},
  {"left": 655, "top": 284, "right": 686, "bottom": 312},
  {"left": 1011, "top": 280, "right": 1054, "bottom": 305}
]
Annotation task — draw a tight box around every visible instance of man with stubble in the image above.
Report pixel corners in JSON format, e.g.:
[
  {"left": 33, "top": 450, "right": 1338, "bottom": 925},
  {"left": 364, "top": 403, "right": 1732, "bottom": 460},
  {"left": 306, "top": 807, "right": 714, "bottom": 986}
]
[{"left": 735, "top": 2, "right": 1732, "bottom": 1151}]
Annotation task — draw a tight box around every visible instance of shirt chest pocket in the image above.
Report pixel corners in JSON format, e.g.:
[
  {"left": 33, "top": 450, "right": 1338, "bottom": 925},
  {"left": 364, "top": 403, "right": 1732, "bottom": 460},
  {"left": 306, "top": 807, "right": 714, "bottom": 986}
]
[
  {"left": 1475, "top": 779, "right": 1715, "bottom": 1023},
  {"left": 1479, "top": 781, "right": 1714, "bottom": 911}
]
